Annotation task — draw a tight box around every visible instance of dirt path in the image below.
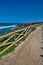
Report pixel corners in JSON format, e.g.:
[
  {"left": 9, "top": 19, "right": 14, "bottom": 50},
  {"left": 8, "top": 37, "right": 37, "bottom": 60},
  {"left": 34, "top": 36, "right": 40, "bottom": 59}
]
[{"left": 0, "top": 26, "right": 42, "bottom": 65}]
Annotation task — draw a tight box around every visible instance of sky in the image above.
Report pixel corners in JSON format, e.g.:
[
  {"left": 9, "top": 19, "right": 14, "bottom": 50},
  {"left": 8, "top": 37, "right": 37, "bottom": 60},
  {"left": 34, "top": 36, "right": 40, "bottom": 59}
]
[{"left": 0, "top": 0, "right": 43, "bottom": 23}]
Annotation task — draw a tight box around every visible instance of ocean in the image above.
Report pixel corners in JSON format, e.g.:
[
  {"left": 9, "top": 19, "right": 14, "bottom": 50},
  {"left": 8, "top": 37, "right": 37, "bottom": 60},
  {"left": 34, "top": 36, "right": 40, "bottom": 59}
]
[{"left": 0, "top": 23, "right": 17, "bottom": 35}]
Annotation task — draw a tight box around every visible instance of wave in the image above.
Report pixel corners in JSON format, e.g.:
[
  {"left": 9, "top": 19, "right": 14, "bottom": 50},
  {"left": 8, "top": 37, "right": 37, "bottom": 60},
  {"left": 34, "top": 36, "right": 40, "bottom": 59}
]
[{"left": 0, "top": 25, "right": 16, "bottom": 29}]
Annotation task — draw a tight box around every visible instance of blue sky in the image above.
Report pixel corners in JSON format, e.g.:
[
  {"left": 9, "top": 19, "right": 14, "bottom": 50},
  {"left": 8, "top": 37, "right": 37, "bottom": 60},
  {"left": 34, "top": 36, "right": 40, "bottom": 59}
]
[{"left": 0, "top": 0, "right": 43, "bottom": 23}]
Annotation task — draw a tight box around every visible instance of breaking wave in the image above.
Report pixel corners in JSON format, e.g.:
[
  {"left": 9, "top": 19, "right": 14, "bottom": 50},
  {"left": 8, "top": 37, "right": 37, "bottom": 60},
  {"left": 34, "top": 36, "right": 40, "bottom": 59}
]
[{"left": 0, "top": 25, "right": 16, "bottom": 29}]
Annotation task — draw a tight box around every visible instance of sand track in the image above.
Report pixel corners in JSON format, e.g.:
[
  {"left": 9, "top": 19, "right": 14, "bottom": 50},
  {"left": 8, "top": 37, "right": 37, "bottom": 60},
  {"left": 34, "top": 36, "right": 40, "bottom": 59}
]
[{"left": 0, "top": 26, "right": 42, "bottom": 65}]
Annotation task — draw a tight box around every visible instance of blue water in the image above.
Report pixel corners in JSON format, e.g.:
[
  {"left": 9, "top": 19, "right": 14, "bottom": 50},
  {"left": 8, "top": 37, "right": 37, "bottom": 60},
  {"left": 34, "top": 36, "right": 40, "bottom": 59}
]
[{"left": 0, "top": 23, "right": 17, "bottom": 35}]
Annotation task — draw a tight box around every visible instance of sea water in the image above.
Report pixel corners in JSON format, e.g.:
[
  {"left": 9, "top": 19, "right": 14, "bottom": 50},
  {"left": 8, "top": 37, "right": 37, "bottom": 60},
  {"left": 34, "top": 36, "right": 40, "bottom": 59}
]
[{"left": 0, "top": 23, "right": 17, "bottom": 35}]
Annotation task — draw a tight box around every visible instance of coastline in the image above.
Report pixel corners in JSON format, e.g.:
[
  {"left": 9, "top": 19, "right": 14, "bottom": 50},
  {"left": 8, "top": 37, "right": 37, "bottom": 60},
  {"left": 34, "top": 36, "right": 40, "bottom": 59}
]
[{"left": 0, "top": 24, "right": 17, "bottom": 35}]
